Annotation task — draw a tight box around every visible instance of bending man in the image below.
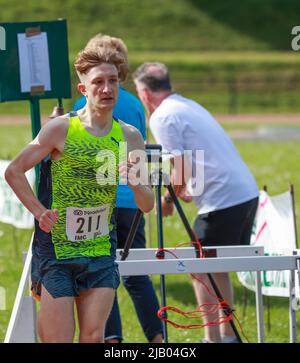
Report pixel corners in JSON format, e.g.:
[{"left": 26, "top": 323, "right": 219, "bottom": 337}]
[{"left": 133, "top": 62, "right": 258, "bottom": 343}]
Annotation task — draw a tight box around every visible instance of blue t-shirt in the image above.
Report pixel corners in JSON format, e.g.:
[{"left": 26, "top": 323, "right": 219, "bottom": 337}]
[{"left": 73, "top": 85, "right": 146, "bottom": 209}]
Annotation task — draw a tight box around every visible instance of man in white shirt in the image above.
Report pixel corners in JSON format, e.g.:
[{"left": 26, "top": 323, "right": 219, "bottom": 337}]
[{"left": 132, "top": 62, "right": 259, "bottom": 343}]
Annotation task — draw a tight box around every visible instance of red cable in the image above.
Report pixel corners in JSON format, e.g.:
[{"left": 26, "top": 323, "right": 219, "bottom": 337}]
[
  {"left": 156, "top": 241, "right": 249, "bottom": 341},
  {"left": 157, "top": 305, "right": 232, "bottom": 329}
]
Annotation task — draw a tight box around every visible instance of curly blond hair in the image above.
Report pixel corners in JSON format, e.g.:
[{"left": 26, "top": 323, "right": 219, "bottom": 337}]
[{"left": 75, "top": 34, "right": 129, "bottom": 82}]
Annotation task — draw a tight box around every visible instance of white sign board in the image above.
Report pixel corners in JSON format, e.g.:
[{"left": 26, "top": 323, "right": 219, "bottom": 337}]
[
  {"left": 238, "top": 190, "right": 299, "bottom": 297},
  {"left": 0, "top": 160, "right": 35, "bottom": 229}
]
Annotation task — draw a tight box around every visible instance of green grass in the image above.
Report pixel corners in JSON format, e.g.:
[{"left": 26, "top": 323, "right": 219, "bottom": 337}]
[
  {"left": 1, "top": 121, "right": 300, "bottom": 343},
  {"left": 1, "top": 0, "right": 300, "bottom": 52}
]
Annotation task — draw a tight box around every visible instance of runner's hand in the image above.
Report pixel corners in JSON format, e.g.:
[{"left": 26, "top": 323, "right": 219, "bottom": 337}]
[
  {"left": 161, "top": 197, "right": 174, "bottom": 217},
  {"left": 39, "top": 209, "right": 59, "bottom": 233},
  {"left": 119, "top": 152, "right": 148, "bottom": 190}
]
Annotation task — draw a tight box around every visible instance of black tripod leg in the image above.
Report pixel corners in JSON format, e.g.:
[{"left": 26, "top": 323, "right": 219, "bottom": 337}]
[
  {"left": 120, "top": 209, "right": 143, "bottom": 261},
  {"left": 166, "top": 184, "right": 243, "bottom": 343},
  {"left": 155, "top": 184, "right": 169, "bottom": 343}
]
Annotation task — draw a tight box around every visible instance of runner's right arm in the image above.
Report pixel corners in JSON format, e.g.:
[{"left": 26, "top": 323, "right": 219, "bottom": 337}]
[{"left": 5, "top": 117, "right": 68, "bottom": 232}]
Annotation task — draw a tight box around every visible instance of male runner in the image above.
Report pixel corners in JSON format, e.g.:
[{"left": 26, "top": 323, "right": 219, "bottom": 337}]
[
  {"left": 73, "top": 34, "right": 163, "bottom": 343},
  {"left": 5, "top": 45, "right": 154, "bottom": 343}
]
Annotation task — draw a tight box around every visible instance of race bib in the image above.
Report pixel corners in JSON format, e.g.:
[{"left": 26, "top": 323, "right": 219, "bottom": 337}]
[{"left": 66, "top": 204, "right": 111, "bottom": 242}]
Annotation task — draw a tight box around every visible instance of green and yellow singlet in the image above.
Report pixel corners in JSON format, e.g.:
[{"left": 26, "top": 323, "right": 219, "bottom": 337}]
[{"left": 50, "top": 112, "right": 124, "bottom": 260}]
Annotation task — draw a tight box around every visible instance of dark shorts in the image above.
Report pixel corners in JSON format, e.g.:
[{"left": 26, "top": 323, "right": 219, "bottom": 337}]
[
  {"left": 32, "top": 255, "right": 120, "bottom": 299},
  {"left": 31, "top": 208, "right": 119, "bottom": 299},
  {"left": 193, "top": 197, "right": 258, "bottom": 247}
]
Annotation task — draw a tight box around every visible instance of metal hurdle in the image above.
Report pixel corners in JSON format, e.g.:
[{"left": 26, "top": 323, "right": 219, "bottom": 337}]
[{"left": 5, "top": 244, "right": 300, "bottom": 343}]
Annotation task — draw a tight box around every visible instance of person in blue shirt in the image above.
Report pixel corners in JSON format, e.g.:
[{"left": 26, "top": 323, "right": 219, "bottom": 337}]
[{"left": 73, "top": 34, "right": 163, "bottom": 343}]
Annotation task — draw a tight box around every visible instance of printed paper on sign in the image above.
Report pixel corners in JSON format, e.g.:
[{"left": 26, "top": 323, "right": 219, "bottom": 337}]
[{"left": 17, "top": 32, "right": 51, "bottom": 93}]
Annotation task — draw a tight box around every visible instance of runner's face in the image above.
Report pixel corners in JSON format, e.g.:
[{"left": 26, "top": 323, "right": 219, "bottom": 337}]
[{"left": 85, "top": 63, "right": 119, "bottom": 111}]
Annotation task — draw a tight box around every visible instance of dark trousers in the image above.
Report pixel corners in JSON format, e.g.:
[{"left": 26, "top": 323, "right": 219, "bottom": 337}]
[{"left": 104, "top": 208, "right": 163, "bottom": 342}]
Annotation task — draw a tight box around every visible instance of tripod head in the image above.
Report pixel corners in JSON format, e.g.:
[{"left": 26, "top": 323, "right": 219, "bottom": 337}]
[
  {"left": 145, "top": 143, "right": 162, "bottom": 162},
  {"left": 145, "top": 144, "right": 171, "bottom": 186}
]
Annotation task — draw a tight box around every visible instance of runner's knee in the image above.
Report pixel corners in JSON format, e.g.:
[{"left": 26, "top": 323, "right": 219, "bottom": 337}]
[
  {"left": 79, "top": 328, "right": 104, "bottom": 343},
  {"left": 38, "top": 323, "right": 74, "bottom": 343}
]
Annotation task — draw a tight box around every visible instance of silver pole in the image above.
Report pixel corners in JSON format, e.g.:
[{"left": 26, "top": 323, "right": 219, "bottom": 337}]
[
  {"left": 289, "top": 268, "right": 296, "bottom": 343},
  {"left": 23, "top": 250, "right": 38, "bottom": 343},
  {"left": 255, "top": 271, "right": 265, "bottom": 342}
]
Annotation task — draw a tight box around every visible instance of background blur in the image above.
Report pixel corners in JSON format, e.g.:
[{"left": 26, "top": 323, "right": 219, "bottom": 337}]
[
  {"left": 1, "top": 0, "right": 300, "bottom": 343},
  {"left": 1, "top": 0, "right": 300, "bottom": 115}
]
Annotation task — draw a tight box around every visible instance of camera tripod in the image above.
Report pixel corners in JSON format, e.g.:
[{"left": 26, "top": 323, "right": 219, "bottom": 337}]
[{"left": 120, "top": 144, "right": 242, "bottom": 343}]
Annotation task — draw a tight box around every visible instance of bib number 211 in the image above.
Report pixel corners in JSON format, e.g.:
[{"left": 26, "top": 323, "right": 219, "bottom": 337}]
[{"left": 66, "top": 204, "right": 110, "bottom": 242}]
